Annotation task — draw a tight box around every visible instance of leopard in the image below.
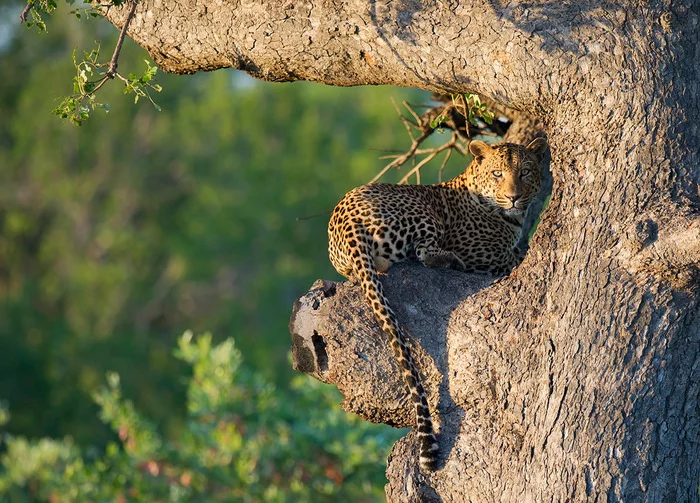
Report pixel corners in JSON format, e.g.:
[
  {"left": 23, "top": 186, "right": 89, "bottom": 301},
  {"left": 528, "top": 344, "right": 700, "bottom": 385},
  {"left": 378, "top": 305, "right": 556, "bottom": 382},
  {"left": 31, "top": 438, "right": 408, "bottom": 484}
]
[{"left": 327, "top": 138, "right": 548, "bottom": 471}]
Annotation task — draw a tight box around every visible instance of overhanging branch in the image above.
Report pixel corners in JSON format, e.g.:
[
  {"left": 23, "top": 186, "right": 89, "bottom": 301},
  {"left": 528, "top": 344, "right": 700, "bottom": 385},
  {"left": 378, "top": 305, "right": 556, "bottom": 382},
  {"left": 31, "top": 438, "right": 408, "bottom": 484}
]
[{"left": 98, "top": 0, "right": 614, "bottom": 110}]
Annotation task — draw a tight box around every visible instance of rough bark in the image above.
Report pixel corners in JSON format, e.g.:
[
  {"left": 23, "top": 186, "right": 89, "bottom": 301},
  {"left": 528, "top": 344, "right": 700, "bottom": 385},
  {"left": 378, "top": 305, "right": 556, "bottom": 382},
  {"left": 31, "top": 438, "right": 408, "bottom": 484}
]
[
  {"left": 290, "top": 269, "right": 493, "bottom": 430},
  {"left": 103, "top": 0, "right": 700, "bottom": 500}
]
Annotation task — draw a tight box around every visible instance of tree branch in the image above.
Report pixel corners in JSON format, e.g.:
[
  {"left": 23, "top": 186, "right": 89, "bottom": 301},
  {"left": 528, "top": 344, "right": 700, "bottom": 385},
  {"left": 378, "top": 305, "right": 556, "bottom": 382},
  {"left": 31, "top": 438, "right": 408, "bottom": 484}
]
[
  {"left": 106, "top": 0, "right": 138, "bottom": 77},
  {"left": 98, "top": 0, "right": 615, "bottom": 110},
  {"left": 370, "top": 96, "right": 504, "bottom": 185}
]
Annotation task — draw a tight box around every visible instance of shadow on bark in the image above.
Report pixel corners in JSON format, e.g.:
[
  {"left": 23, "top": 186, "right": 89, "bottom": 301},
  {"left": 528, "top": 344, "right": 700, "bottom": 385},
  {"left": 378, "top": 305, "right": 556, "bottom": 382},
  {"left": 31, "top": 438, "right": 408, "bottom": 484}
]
[{"left": 289, "top": 263, "right": 495, "bottom": 500}]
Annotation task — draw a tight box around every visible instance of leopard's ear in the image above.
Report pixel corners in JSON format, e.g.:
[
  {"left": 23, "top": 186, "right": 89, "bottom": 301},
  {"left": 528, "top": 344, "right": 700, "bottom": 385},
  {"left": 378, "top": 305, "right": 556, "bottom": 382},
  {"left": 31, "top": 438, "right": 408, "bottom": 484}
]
[
  {"left": 526, "top": 137, "right": 549, "bottom": 161},
  {"left": 469, "top": 140, "right": 493, "bottom": 163}
]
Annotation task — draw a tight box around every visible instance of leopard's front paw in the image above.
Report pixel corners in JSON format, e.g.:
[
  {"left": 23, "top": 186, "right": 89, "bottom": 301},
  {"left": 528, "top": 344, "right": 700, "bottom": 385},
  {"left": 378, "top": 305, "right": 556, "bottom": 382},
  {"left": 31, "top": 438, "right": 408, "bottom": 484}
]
[{"left": 451, "top": 255, "right": 467, "bottom": 272}]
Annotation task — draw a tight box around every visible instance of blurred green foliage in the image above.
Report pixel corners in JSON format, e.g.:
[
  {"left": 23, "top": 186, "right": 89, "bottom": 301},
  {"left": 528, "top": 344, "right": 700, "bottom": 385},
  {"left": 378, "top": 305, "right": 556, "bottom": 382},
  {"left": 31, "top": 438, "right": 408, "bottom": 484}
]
[
  {"left": 0, "top": 1, "right": 474, "bottom": 498},
  {"left": 0, "top": 333, "right": 402, "bottom": 501}
]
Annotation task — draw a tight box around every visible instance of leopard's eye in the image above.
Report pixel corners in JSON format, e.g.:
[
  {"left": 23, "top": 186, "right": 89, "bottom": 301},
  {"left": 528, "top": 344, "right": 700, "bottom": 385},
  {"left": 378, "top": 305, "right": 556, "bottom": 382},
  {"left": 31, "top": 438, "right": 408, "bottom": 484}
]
[
  {"left": 520, "top": 169, "right": 531, "bottom": 177},
  {"left": 492, "top": 170, "right": 503, "bottom": 178}
]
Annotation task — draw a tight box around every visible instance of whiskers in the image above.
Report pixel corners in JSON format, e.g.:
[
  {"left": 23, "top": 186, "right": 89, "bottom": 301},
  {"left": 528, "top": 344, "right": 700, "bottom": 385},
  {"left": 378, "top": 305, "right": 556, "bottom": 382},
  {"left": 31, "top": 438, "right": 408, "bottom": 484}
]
[
  {"left": 483, "top": 195, "right": 504, "bottom": 215},
  {"left": 515, "top": 195, "right": 534, "bottom": 211}
]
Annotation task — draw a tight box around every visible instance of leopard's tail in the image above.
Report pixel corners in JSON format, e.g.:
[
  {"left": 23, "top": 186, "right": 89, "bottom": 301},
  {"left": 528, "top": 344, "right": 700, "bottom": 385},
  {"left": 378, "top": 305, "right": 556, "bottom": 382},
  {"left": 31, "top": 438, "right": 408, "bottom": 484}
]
[{"left": 350, "top": 227, "right": 439, "bottom": 472}]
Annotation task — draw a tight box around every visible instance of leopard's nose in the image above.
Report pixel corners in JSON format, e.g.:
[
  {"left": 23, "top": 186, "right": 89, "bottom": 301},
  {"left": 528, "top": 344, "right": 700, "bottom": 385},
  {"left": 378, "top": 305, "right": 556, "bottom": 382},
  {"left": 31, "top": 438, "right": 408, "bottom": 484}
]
[{"left": 506, "top": 194, "right": 521, "bottom": 204}]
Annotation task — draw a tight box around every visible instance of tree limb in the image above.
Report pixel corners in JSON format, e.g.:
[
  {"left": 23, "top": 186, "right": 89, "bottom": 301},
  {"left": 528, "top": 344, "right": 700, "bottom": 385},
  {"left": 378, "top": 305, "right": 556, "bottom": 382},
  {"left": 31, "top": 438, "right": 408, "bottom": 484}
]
[
  {"left": 290, "top": 265, "right": 493, "bottom": 430},
  {"left": 99, "top": 0, "right": 619, "bottom": 110}
]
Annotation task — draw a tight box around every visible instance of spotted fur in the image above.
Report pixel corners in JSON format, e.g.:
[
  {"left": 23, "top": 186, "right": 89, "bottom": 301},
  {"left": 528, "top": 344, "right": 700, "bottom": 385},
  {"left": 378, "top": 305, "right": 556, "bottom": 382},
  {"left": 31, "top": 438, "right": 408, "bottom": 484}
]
[{"left": 327, "top": 138, "right": 548, "bottom": 471}]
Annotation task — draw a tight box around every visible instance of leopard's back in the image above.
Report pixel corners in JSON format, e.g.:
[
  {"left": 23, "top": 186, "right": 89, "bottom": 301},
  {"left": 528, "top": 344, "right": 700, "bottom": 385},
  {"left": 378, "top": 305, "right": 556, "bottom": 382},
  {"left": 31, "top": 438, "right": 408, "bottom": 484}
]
[{"left": 328, "top": 183, "right": 444, "bottom": 278}]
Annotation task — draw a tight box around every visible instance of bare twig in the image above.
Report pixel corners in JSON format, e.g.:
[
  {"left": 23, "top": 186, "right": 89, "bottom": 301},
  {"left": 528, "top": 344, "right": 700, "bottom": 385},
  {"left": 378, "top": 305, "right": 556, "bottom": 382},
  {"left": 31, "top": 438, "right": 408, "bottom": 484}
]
[
  {"left": 19, "top": 1, "right": 33, "bottom": 23},
  {"left": 391, "top": 97, "right": 415, "bottom": 137},
  {"left": 369, "top": 95, "right": 511, "bottom": 185},
  {"left": 369, "top": 126, "right": 433, "bottom": 184},
  {"left": 399, "top": 151, "right": 438, "bottom": 185},
  {"left": 403, "top": 100, "right": 422, "bottom": 125},
  {"left": 438, "top": 147, "right": 452, "bottom": 183},
  {"left": 398, "top": 133, "right": 458, "bottom": 184},
  {"left": 296, "top": 209, "right": 333, "bottom": 222}
]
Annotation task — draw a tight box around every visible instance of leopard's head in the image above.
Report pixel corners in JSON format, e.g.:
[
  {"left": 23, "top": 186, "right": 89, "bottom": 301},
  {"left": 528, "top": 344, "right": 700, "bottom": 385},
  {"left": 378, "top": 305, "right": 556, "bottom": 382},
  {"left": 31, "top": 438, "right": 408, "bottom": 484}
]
[{"left": 467, "top": 138, "right": 548, "bottom": 216}]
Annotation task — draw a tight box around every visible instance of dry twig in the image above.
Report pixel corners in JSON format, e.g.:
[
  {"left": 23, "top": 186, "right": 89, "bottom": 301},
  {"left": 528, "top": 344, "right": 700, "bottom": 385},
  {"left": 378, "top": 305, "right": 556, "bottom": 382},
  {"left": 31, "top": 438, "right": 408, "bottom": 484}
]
[{"left": 371, "top": 95, "right": 507, "bottom": 185}]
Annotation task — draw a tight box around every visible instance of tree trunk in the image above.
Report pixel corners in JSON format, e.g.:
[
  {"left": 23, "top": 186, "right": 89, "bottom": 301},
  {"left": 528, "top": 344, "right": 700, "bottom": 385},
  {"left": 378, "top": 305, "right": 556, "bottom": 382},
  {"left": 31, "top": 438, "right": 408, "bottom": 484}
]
[{"left": 103, "top": 1, "right": 700, "bottom": 500}]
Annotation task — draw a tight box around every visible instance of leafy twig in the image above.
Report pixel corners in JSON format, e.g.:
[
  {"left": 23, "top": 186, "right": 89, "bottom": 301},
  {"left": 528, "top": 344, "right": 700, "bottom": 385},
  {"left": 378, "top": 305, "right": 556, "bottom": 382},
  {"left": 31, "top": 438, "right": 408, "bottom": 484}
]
[
  {"left": 105, "top": 0, "right": 138, "bottom": 78},
  {"left": 78, "top": 0, "right": 139, "bottom": 97},
  {"left": 19, "top": 0, "right": 57, "bottom": 31},
  {"left": 21, "top": 0, "right": 162, "bottom": 125}
]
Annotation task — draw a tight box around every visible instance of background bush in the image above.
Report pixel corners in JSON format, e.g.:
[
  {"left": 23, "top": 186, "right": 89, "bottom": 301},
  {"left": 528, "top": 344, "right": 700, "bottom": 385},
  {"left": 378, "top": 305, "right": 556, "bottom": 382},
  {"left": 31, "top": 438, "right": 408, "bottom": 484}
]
[{"left": 0, "top": 333, "right": 403, "bottom": 502}]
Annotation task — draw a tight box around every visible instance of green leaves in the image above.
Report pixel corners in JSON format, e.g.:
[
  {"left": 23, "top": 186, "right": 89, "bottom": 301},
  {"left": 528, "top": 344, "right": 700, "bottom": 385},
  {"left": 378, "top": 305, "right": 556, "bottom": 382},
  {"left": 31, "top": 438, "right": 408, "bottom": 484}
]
[
  {"left": 21, "top": 0, "right": 58, "bottom": 32},
  {"left": 428, "top": 94, "right": 495, "bottom": 136},
  {"left": 68, "top": 2, "right": 105, "bottom": 21},
  {"left": 51, "top": 43, "right": 162, "bottom": 126},
  {"left": 0, "top": 403, "right": 8, "bottom": 428},
  {"left": 93, "top": 371, "right": 163, "bottom": 461},
  {"left": 23, "top": 0, "right": 163, "bottom": 125},
  {"left": 124, "top": 60, "right": 163, "bottom": 110},
  {"left": 23, "top": 0, "right": 125, "bottom": 29},
  {"left": 51, "top": 45, "right": 107, "bottom": 125},
  {"left": 460, "top": 93, "right": 495, "bottom": 126},
  {"left": 0, "top": 333, "right": 401, "bottom": 502},
  {"left": 430, "top": 113, "right": 448, "bottom": 131}
]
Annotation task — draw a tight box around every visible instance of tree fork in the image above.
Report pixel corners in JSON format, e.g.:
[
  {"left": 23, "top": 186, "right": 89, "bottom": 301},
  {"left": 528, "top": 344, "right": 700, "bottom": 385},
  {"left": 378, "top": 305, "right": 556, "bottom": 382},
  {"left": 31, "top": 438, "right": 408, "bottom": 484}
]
[{"left": 100, "top": 1, "right": 700, "bottom": 500}]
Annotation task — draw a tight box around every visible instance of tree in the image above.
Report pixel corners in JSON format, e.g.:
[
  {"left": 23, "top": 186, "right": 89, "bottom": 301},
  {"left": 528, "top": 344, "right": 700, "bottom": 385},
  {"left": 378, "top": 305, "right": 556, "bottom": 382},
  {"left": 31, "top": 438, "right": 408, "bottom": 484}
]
[{"left": 34, "top": 1, "right": 700, "bottom": 500}]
